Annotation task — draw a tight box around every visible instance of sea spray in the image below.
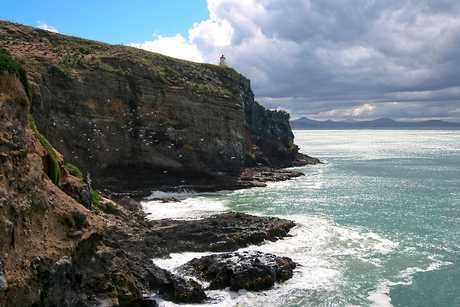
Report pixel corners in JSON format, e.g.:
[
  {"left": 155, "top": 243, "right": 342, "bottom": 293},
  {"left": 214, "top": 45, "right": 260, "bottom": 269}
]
[{"left": 142, "top": 130, "right": 460, "bottom": 306}]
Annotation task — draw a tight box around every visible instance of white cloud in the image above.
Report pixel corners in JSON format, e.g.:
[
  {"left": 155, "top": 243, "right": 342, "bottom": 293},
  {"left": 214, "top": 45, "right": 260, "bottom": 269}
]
[
  {"left": 129, "top": 34, "right": 203, "bottom": 63},
  {"left": 37, "top": 21, "right": 58, "bottom": 33},
  {"left": 130, "top": 0, "right": 460, "bottom": 122}
]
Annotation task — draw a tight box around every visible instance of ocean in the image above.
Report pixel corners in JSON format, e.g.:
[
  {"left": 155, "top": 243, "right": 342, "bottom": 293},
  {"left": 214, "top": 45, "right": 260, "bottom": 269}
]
[{"left": 141, "top": 129, "right": 460, "bottom": 307}]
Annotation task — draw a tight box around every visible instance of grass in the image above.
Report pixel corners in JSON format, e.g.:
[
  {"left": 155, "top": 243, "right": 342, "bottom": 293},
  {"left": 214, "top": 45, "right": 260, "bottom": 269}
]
[
  {"left": 65, "top": 163, "right": 83, "bottom": 179},
  {"left": 1, "top": 19, "right": 249, "bottom": 113},
  {"left": 29, "top": 114, "right": 61, "bottom": 186},
  {"left": 92, "top": 191, "right": 117, "bottom": 213},
  {"left": 1, "top": 20, "right": 243, "bottom": 99},
  {"left": 0, "top": 52, "right": 32, "bottom": 100}
]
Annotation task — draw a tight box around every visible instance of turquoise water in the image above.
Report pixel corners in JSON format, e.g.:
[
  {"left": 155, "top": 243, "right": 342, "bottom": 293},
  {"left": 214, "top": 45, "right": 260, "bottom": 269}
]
[{"left": 143, "top": 130, "right": 460, "bottom": 306}]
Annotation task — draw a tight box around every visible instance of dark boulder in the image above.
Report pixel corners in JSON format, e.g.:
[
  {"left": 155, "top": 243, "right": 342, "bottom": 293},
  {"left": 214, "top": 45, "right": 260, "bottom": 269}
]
[
  {"left": 152, "top": 212, "right": 296, "bottom": 253},
  {"left": 181, "top": 250, "right": 296, "bottom": 291}
]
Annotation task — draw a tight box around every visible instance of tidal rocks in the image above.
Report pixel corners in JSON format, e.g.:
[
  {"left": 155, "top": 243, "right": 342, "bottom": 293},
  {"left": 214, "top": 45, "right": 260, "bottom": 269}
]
[
  {"left": 45, "top": 244, "right": 206, "bottom": 306},
  {"left": 151, "top": 212, "right": 296, "bottom": 253},
  {"left": 100, "top": 211, "right": 295, "bottom": 259},
  {"left": 46, "top": 210, "right": 297, "bottom": 305},
  {"left": 181, "top": 251, "right": 296, "bottom": 292},
  {"left": 92, "top": 210, "right": 296, "bottom": 303}
]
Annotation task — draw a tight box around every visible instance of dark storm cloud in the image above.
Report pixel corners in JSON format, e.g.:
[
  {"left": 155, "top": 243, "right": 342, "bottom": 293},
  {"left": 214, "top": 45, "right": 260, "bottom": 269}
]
[{"left": 192, "top": 0, "right": 460, "bottom": 121}]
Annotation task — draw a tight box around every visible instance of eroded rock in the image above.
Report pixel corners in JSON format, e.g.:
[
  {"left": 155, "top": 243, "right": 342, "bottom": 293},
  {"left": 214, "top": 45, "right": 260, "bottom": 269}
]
[
  {"left": 0, "top": 261, "right": 7, "bottom": 300},
  {"left": 1, "top": 21, "right": 320, "bottom": 194},
  {"left": 138, "top": 212, "right": 296, "bottom": 255},
  {"left": 181, "top": 250, "right": 296, "bottom": 291}
]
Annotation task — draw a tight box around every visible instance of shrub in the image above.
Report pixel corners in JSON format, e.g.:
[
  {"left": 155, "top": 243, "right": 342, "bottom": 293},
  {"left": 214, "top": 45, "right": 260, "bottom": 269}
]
[
  {"left": 0, "top": 47, "right": 12, "bottom": 57},
  {"left": 48, "top": 64, "right": 74, "bottom": 82},
  {"left": 65, "top": 163, "right": 83, "bottom": 179},
  {"left": 92, "top": 191, "right": 103, "bottom": 211},
  {"left": 79, "top": 46, "right": 91, "bottom": 54},
  {"left": 105, "top": 202, "right": 117, "bottom": 213},
  {"left": 0, "top": 53, "right": 32, "bottom": 100},
  {"left": 92, "top": 191, "right": 117, "bottom": 213}
]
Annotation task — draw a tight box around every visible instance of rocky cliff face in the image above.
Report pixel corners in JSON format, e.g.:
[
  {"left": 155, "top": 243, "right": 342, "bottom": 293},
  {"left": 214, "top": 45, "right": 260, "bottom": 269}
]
[
  {"left": 32, "top": 59, "right": 247, "bottom": 192},
  {"left": 0, "top": 22, "right": 316, "bottom": 306},
  {"left": 0, "top": 21, "right": 312, "bottom": 193},
  {"left": 0, "top": 69, "right": 299, "bottom": 307},
  {"left": 0, "top": 71, "right": 106, "bottom": 306}
]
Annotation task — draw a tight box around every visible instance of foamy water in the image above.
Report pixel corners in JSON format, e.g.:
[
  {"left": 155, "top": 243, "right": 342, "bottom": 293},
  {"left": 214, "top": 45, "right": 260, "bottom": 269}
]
[{"left": 140, "top": 130, "right": 460, "bottom": 306}]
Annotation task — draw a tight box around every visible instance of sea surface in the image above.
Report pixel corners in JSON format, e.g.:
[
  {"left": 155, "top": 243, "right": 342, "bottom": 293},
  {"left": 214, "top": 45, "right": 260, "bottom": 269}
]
[{"left": 141, "top": 130, "right": 460, "bottom": 306}]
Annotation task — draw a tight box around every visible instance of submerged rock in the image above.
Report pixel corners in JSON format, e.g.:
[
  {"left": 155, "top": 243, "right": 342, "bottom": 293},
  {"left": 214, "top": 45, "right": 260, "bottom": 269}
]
[{"left": 181, "top": 250, "right": 296, "bottom": 291}]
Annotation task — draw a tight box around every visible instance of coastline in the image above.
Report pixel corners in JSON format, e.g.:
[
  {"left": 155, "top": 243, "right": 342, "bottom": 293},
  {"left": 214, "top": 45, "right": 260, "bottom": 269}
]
[
  {"left": 108, "top": 152, "right": 321, "bottom": 201},
  {"left": 74, "top": 154, "right": 321, "bottom": 305},
  {"left": 68, "top": 186, "right": 301, "bottom": 305},
  {"left": 0, "top": 21, "right": 322, "bottom": 306}
]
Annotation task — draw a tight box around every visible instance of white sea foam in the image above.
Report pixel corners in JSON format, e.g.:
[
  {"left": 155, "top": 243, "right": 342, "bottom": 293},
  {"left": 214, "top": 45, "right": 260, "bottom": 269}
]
[
  {"left": 150, "top": 213, "right": 403, "bottom": 307},
  {"left": 141, "top": 191, "right": 229, "bottom": 220},
  {"left": 368, "top": 281, "right": 393, "bottom": 307},
  {"left": 141, "top": 130, "right": 460, "bottom": 306},
  {"left": 366, "top": 252, "right": 452, "bottom": 307}
]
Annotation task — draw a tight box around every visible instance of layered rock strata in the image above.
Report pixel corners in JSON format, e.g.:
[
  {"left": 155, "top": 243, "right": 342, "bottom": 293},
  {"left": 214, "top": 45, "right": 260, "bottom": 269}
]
[
  {"left": 1, "top": 70, "right": 297, "bottom": 306},
  {"left": 0, "top": 21, "right": 319, "bottom": 194}
]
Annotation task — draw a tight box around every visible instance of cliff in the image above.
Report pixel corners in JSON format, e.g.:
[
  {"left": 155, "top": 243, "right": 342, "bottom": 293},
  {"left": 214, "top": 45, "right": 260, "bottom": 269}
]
[
  {"left": 0, "top": 22, "right": 319, "bottom": 306},
  {"left": 0, "top": 64, "right": 106, "bottom": 305},
  {"left": 0, "top": 67, "right": 212, "bottom": 307},
  {"left": 0, "top": 21, "right": 316, "bottom": 193}
]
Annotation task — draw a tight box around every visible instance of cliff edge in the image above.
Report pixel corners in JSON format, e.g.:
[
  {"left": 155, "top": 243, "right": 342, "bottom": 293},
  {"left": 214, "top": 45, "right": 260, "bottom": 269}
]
[
  {"left": 1, "top": 21, "right": 318, "bottom": 194},
  {"left": 0, "top": 22, "right": 319, "bottom": 306}
]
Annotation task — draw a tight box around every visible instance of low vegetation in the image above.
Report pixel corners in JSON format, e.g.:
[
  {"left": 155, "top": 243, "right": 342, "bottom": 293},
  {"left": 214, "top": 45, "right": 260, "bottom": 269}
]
[
  {"left": 0, "top": 20, "right": 242, "bottom": 100},
  {"left": 0, "top": 52, "right": 32, "bottom": 100},
  {"left": 92, "top": 191, "right": 116, "bottom": 213},
  {"left": 65, "top": 163, "right": 83, "bottom": 179},
  {"left": 29, "top": 114, "right": 61, "bottom": 186}
]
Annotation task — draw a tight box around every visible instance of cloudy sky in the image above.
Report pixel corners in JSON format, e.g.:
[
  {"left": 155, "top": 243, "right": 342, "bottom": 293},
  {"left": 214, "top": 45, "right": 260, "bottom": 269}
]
[{"left": 3, "top": 0, "right": 460, "bottom": 122}]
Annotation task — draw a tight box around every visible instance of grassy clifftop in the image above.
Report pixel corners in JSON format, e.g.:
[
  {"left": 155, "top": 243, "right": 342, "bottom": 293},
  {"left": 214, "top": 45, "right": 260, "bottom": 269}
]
[
  {"left": 0, "top": 20, "right": 241, "bottom": 97},
  {"left": 1, "top": 20, "right": 308, "bottom": 193}
]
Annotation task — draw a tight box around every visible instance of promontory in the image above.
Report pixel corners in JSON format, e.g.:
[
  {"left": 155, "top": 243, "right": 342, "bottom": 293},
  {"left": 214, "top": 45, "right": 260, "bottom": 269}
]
[{"left": 0, "top": 20, "right": 319, "bottom": 306}]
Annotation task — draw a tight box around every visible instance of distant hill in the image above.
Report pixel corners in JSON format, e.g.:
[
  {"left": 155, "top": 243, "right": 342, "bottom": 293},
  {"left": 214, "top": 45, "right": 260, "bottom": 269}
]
[{"left": 290, "top": 117, "right": 460, "bottom": 129}]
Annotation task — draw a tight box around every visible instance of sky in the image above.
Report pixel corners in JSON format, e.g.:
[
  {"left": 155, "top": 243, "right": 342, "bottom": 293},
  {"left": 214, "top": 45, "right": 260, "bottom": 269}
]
[{"left": 3, "top": 0, "right": 460, "bottom": 122}]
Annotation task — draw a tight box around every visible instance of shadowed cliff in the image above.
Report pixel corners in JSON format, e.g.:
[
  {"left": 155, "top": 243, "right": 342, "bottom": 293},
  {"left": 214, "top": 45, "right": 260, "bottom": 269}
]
[
  {"left": 0, "top": 54, "right": 109, "bottom": 306},
  {"left": 0, "top": 20, "right": 317, "bottom": 193},
  {"left": 0, "top": 22, "right": 320, "bottom": 306}
]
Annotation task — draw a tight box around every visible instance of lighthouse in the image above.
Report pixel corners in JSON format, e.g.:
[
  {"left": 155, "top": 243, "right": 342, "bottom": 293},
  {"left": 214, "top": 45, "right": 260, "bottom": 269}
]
[{"left": 219, "top": 55, "right": 228, "bottom": 66}]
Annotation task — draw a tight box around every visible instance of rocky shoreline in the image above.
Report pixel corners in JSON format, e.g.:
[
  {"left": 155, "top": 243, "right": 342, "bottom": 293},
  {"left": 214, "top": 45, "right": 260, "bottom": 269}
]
[
  {"left": 45, "top": 194, "right": 300, "bottom": 306},
  {"left": 123, "top": 158, "right": 320, "bottom": 200},
  {"left": 0, "top": 59, "right": 320, "bottom": 306},
  {"left": 0, "top": 21, "right": 322, "bottom": 306}
]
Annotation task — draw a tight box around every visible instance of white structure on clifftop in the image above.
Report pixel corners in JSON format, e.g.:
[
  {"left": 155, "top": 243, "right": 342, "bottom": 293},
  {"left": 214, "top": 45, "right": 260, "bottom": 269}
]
[{"left": 219, "top": 55, "right": 228, "bottom": 66}]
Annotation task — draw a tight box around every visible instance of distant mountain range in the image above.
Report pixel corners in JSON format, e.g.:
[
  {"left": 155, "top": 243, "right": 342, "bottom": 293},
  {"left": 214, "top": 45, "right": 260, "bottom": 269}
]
[{"left": 290, "top": 117, "right": 460, "bottom": 129}]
